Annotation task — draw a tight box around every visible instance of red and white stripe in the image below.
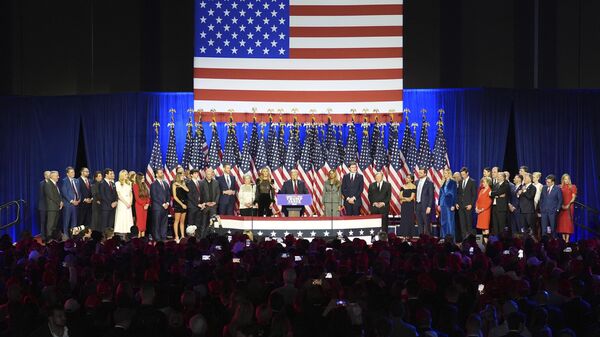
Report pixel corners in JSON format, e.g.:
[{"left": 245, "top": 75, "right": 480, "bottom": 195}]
[
  {"left": 194, "top": 0, "right": 403, "bottom": 113},
  {"left": 297, "top": 165, "right": 315, "bottom": 216},
  {"left": 145, "top": 165, "right": 156, "bottom": 186},
  {"left": 383, "top": 165, "right": 403, "bottom": 215},
  {"left": 358, "top": 166, "right": 376, "bottom": 215}
]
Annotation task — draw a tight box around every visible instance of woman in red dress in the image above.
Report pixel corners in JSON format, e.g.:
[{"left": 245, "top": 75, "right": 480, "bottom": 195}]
[
  {"left": 475, "top": 177, "right": 493, "bottom": 243},
  {"left": 557, "top": 173, "right": 577, "bottom": 242},
  {"left": 133, "top": 172, "right": 151, "bottom": 238}
]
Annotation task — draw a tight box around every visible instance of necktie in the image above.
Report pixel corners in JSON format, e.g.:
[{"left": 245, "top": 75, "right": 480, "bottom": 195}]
[
  {"left": 548, "top": 186, "right": 551, "bottom": 194},
  {"left": 195, "top": 180, "right": 200, "bottom": 192},
  {"left": 463, "top": 179, "right": 467, "bottom": 189},
  {"left": 379, "top": 182, "right": 382, "bottom": 191},
  {"left": 294, "top": 181, "right": 298, "bottom": 194},
  {"left": 85, "top": 178, "right": 90, "bottom": 189},
  {"left": 109, "top": 181, "right": 113, "bottom": 191},
  {"left": 351, "top": 174, "right": 354, "bottom": 183},
  {"left": 226, "top": 175, "right": 230, "bottom": 188},
  {"left": 71, "top": 179, "right": 79, "bottom": 199}
]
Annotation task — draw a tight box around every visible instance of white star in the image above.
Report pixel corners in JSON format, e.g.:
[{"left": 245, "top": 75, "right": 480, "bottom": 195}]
[
  {"left": 216, "top": 17, "right": 222, "bottom": 24},
  {"left": 359, "top": 230, "right": 364, "bottom": 235},
  {"left": 284, "top": 231, "right": 289, "bottom": 236},
  {"left": 255, "top": 40, "right": 262, "bottom": 47},
  {"left": 199, "top": 46, "right": 206, "bottom": 53},
  {"left": 247, "top": 17, "right": 254, "bottom": 24},
  {"left": 255, "top": 25, "right": 262, "bottom": 32},
  {"left": 247, "top": 3, "right": 254, "bottom": 9},
  {"left": 200, "top": 31, "right": 207, "bottom": 38},
  {"left": 215, "top": 47, "right": 222, "bottom": 54},
  {"left": 370, "top": 229, "right": 375, "bottom": 235},
  {"left": 215, "top": 1, "right": 222, "bottom": 9},
  {"left": 224, "top": 24, "right": 230, "bottom": 31},
  {"left": 258, "top": 231, "right": 263, "bottom": 236},
  {"left": 279, "top": 32, "right": 285, "bottom": 39},
  {"left": 239, "top": 40, "right": 246, "bottom": 46},
  {"left": 232, "top": 2, "right": 238, "bottom": 9},
  {"left": 278, "top": 48, "right": 285, "bottom": 54},
  {"left": 270, "top": 231, "right": 277, "bottom": 237},
  {"left": 310, "top": 231, "right": 316, "bottom": 237},
  {"left": 255, "top": 10, "right": 262, "bottom": 17},
  {"left": 279, "top": 3, "right": 285, "bottom": 9},
  {"left": 199, "top": 1, "right": 206, "bottom": 8},
  {"left": 263, "top": 47, "right": 269, "bottom": 54},
  {"left": 271, "top": 25, "right": 277, "bottom": 32},
  {"left": 270, "top": 40, "right": 277, "bottom": 47},
  {"left": 271, "top": 10, "right": 277, "bottom": 17},
  {"left": 239, "top": 25, "right": 246, "bottom": 31},
  {"left": 263, "top": 18, "right": 270, "bottom": 25},
  {"left": 279, "top": 17, "right": 285, "bottom": 24},
  {"left": 223, "top": 9, "right": 230, "bottom": 16},
  {"left": 200, "top": 16, "right": 207, "bottom": 23},
  {"left": 232, "top": 17, "right": 238, "bottom": 24},
  {"left": 208, "top": 39, "right": 214, "bottom": 46},
  {"left": 223, "top": 39, "right": 230, "bottom": 46},
  {"left": 324, "top": 231, "right": 330, "bottom": 236},
  {"left": 208, "top": 24, "right": 214, "bottom": 31},
  {"left": 232, "top": 32, "right": 238, "bottom": 39},
  {"left": 247, "top": 47, "right": 254, "bottom": 54},
  {"left": 247, "top": 32, "right": 254, "bottom": 39},
  {"left": 297, "top": 231, "right": 303, "bottom": 237},
  {"left": 263, "top": 3, "right": 269, "bottom": 9},
  {"left": 208, "top": 9, "right": 214, "bottom": 16},
  {"left": 240, "top": 9, "right": 246, "bottom": 16},
  {"left": 337, "top": 230, "right": 343, "bottom": 236},
  {"left": 263, "top": 32, "right": 269, "bottom": 39},
  {"left": 216, "top": 32, "right": 222, "bottom": 39},
  {"left": 231, "top": 47, "right": 238, "bottom": 54},
  {"left": 349, "top": 230, "right": 354, "bottom": 236}
]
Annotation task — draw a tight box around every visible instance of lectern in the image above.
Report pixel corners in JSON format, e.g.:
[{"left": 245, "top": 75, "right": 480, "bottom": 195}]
[{"left": 276, "top": 194, "right": 313, "bottom": 217}]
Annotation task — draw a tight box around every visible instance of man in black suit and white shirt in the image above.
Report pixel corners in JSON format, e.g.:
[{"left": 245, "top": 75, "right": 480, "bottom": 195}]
[
  {"left": 490, "top": 171, "right": 510, "bottom": 235},
  {"left": 77, "top": 167, "right": 93, "bottom": 228},
  {"left": 150, "top": 169, "right": 170, "bottom": 241},
  {"left": 341, "top": 162, "right": 364, "bottom": 216},
  {"left": 199, "top": 167, "right": 220, "bottom": 237},
  {"left": 186, "top": 169, "right": 203, "bottom": 229},
  {"left": 415, "top": 168, "right": 434, "bottom": 235},
  {"left": 98, "top": 168, "right": 118, "bottom": 233},
  {"left": 38, "top": 171, "right": 50, "bottom": 241},
  {"left": 518, "top": 173, "right": 537, "bottom": 235},
  {"left": 368, "top": 172, "right": 392, "bottom": 232},
  {"left": 43, "top": 171, "right": 63, "bottom": 241},
  {"left": 456, "top": 167, "right": 477, "bottom": 239},
  {"left": 280, "top": 169, "right": 309, "bottom": 216}
]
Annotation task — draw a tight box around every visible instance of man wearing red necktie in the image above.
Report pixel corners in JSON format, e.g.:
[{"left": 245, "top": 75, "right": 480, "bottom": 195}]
[{"left": 280, "top": 169, "right": 309, "bottom": 217}]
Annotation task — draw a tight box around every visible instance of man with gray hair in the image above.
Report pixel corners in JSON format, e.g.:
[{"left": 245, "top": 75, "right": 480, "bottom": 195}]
[
  {"left": 280, "top": 169, "right": 308, "bottom": 216},
  {"left": 38, "top": 171, "right": 51, "bottom": 241},
  {"left": 199, "top": 167, "right": 220, "bottom": 237},
  {"left": 368, "top": 171, "right": 392, "bottom": 232},
  {"left": 44, "top": 171, "right": 63, "bottom": 241}
]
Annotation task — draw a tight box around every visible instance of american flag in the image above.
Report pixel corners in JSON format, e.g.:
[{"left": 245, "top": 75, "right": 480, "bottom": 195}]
[
  {"left": 249, "top": 121, "right": 260, "bottom": 179},
  {"left": 190, "top": 122, "right": 207, "bottom": 172},
  {"left": 325, "top": 122, "right": 341, "bottom": 171},
  {"left": 255, "top": 124, "right": 269, "bottom": 170},
  {"left": 386, "top": 122, "right": 404, "bottom": 215},
  {"left": 298, "top": 124, "right": 314, "bottom": 215},
  {"left": 431, "top": 113, "right": 450, "bottom": 200},
  {"left": 182, "top": 119, "right": 194, "bottom": 169},
  {"left": 145, "top": 124, "right": 164, "bottom": 185},
  {"left": 269, "top": 123, "right": 285, "bottom": 189},
  {"left": 372, "top": 124, "right": 388, "bottom": 172},
  {"left": 283, "top": 123, "right": 299, "bottom": 173},
  {"left": 193, "top": 0, "right": 404, "bottom": 113},
  {"left": 336, "top": 125, "right": 345, "bottom": 175},
  {"left": 417, "top": 114, "right": 433, "bottom": 193},
  {"left": 165, "top": 120, "right": 179, "bottom": 183},
  {"left": 343, "top": 122, "right": 358, "bottom": 174},
  {"left": 239, "top": 125, "right": 252, "bottom": 175},
  {"left": 207, "top": 122, "right": 223, "bottom": 170},
  {"left": 401, "top": 115, "right": 418, "bottom": 172},
  {"left": 223, "top": 121, "right": 243, "bottom": 185},
  {"left": 311, "top": 125, "right": 327, "bottom": 215},
  {"left": 358, "top": 126, "right": 373, "bottom": 214}
]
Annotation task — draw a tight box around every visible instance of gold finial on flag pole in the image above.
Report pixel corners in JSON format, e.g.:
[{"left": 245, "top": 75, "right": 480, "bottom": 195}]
[{"left": 153, "top": 121, "right": 160, "bottom": 134}]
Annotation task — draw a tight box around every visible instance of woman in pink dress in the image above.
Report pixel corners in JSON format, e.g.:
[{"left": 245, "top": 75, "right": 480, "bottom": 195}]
[
  {"left": 133, "top": 173, "right": 151, "bottom": 237},
  {"left": 557, "top": 173, "right": 577, "bottom": 242}
]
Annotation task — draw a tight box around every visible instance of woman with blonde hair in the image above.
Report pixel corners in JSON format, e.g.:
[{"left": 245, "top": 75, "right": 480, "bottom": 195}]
[
  {"left": 557, "top": 173, "right": 577, "bottom": 242},
  {"left": 238, "top": 174, "right": 256, "bottom": 216},
  {"left": 255, "top": 168, "right": 275, "bottom": 216},
  {"left": 114, "top": 170, "right": 134, "bottom": 236},
  {"left": 172, "top": 172, "right": 189, "bottom": 242},
  {"left": 323, "top": 169, "right": 342, "bottom": 216}
]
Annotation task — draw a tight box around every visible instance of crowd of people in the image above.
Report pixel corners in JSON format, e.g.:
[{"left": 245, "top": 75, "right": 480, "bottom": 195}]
[{"left": 37, "top": 163, "right": 578, "bottom": 245}]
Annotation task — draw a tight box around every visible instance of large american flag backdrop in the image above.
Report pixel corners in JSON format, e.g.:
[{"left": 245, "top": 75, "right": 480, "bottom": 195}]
[{"left": 194, "top": 0, "right": 404, "bottom": 113}]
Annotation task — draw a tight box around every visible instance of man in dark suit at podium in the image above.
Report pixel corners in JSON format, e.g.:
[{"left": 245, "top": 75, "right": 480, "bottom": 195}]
[
  {"left": 341, "top": 162, "right": 364, "bottom": 215},
  {"left": 280, "top": 169, "right": 309, "bottom": 217},
  {"left": 368, "top": 172, "right": 392, "bottom": 232}
]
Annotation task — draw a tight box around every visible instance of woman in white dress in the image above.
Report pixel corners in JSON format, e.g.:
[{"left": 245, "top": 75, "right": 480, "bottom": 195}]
[{"left": 114, "top": 169, "right": 134, "bottom": 235}]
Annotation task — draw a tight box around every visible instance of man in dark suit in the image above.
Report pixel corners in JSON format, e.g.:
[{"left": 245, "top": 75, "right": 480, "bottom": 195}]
[
  {"left": 60, "top": 166, "right": 80, "bottom": 237},
  {"left": 199, "top": 167, "right": 220, "bottom": 238},
  {"left": 517, "top": 173, "right": 537, "bottom": 235},
  {"left": 43, "top": 171, "right": 63, "bottom": 241},
  {"left": 77, "top": 167, "right": 93, "bottom": 228},
  {"left": 150, "top": 169, "right": 170, "bottom": 241},
  {"left": 490, "top": 171, "right": 510, "bottom": 236},
  {"left": 341, "top": 162, "right": 364, "bottom": 216},
  {"left": 280, "top": 169, "right": 309, "bottom": 217},
  {"left": 187, "top": 169, "right": 203, "bottom": 229},
  {"left": 216, "top": 164, "right": 237, "bottom": 215},
  {"left": 91, "top": 171, "right": 103, "bottom": 231},
  {"left": 368, "top": 172, "right": 392, "bottom": 232},
  {"left": 38, "top": 171, "right": 50, "bottom": 241},
  {"left": 98, "top": 168, "right": 118, "bottom": 234},
  {"left": 415, "top": 168, "right": 434, "bottom": 235},
  {"left": 539, "top": 174, "right": 563, "bottom": 236},
  {"left": 509, "top": 174, "right": 523, "bottom": 234},
  {"left": 456, "top": 167, "right": 477, "bottom": 239}
]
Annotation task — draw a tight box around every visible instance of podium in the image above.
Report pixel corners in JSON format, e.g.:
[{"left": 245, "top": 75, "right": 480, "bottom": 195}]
[{"left": 276, "top": 194, "right": 313, "bottom": 217}]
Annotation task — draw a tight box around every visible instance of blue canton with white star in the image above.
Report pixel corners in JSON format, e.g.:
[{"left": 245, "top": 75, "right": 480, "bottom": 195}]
[{"left": 196, "top": 0, "right": 290, "bottom": 58}]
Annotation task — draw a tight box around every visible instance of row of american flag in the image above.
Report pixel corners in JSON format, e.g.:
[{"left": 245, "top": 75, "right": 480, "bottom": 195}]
[{"left": 145, "top": 111, "right": 449, "bottom": 216}]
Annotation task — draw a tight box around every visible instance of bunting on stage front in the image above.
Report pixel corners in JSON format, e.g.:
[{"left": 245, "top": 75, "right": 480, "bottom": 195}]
[{"left": 194, "top": 0, "right": 404, "bottom": 113}]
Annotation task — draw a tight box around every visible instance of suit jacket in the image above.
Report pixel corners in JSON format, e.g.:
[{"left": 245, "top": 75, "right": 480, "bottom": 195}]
[
  {"left": 150, "top": 179, "right": 171, "bottom": 210},
  {"left": 540, "top": 185, "right": 563, "bottom": 214},
  {"left": 510, "top": 183, "right": 523, "bottom": 211},
  {"left": 280, "top": 179, "right": 309, "bottom": 195},
  {"left": 98, "top": 179, "right": 118, "bottom": 211},
  {"left": 368, "top": 181, "right": 391, "bottom": 212},
  {"left": 78, "top": 176, "right": 93, "bottom": 200},
  {"left": 186, "top": 179, "right": 202, "bottom": 209},
  {"left": 38, "top": 180, "right": 47, "bottom": 211},
  {"left": 43, "top": 181, "right": 62, "bottom": 211},
  {"left": 518, "top": 184, "right": 536, "bottom": 214},
  {"left": 457, "top": 177, "right": 477, "bottom": 207},
  {"left": 439, "top": 179, "right": 457, "bottom": 207},
  {"left": 216, "top": 174, "right": 237, "bottom": 203},
  {"left": 416, "top": 178, "right": 434, "bottom": 208},
  {"left": 199, "top": 178, "right": 220, "bottom": 204},
  {"left": 341, "top": 172, "right": 364, "bottom": 204},
  {"left": 60, "top": 177, "right": 80, "bottom": 204},
  {"left": 490, "top": 181, "right": 510, "bottom": 211}
]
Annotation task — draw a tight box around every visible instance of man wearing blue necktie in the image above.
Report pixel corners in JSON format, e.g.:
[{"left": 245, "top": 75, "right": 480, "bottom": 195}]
[
  {"left": 60, "top": 166, "right": 79, "bottom": 237},
  {"left": 217, "top": 164, "right": 237, "bottom": 215}
]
